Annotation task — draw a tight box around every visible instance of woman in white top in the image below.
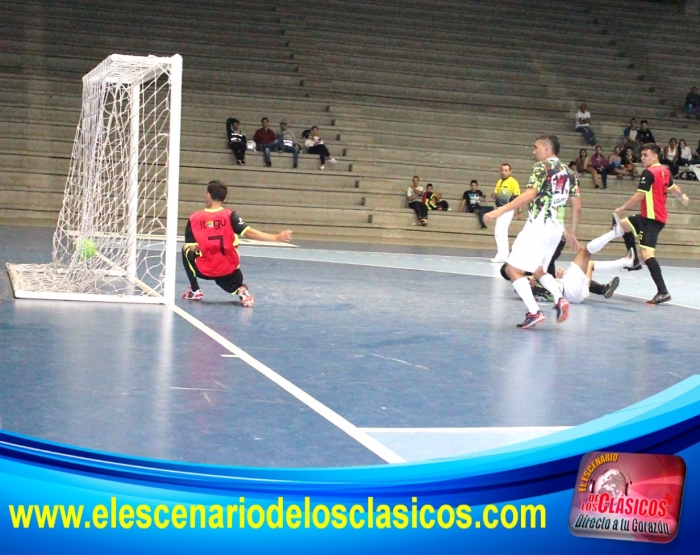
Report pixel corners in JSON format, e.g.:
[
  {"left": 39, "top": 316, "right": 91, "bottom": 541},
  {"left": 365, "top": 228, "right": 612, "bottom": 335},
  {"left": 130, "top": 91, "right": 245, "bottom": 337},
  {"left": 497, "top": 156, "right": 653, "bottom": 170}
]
[
  {"left": 662, "top": 138, "right": 679, "bottom": 177},
  {"left": 678, "top": 139, "right": 693, "bottom": 169},
  {"left": 303, "top": 126, "right": 337, "bottom": 170}
]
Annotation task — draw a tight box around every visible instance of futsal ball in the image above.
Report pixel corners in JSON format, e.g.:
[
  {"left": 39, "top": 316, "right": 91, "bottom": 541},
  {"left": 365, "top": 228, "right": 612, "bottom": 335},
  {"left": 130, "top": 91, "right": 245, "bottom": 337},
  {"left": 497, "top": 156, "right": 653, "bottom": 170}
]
[{"left": 76, "top": 238, "right": 97, "bottom": 260}]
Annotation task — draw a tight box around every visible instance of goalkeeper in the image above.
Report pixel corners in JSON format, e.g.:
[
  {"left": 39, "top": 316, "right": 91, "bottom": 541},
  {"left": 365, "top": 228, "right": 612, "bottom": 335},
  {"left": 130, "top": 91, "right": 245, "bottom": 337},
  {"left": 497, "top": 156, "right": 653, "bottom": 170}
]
[{"left": 181, "top": 180, "right": 292, "bottom": 306}]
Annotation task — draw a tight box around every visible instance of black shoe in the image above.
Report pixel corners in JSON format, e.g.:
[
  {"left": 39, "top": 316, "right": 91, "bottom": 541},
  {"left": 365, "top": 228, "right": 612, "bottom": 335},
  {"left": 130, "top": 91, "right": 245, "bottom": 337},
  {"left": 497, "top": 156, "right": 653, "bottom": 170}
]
[
  {"left": 603, "top": 277, "right": 620, "bottom": 299},
  {"left": 236, "top": 159, "right": 242, "bottom": 165},
  {"left": 646, "top": 292, "right": 671, "bottom": 305},
  {"left": 622, "top": 261, "right": 642, "bottom": 271},
  {"left": 480, "top": 224, "right": 487, "bottom": 229}
]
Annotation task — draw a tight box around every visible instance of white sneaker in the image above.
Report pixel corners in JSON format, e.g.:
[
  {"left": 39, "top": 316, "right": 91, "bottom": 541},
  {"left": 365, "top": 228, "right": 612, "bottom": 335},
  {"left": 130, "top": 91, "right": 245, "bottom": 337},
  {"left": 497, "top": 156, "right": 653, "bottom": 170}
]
[
  {"left": 319, "top": 164, "right": 325, "bottom": 170},
  {"left": 328, "top": 157, "right": 337, "bottom": 164},
  {"left": 612, "top": 211, "right": 623, "bottom": 234},
  {"left": 490, "top": 257, "right": 506, "bottom": 263},
  {"left": 623, "top": 248, "right": 636, "bottom": 268}
]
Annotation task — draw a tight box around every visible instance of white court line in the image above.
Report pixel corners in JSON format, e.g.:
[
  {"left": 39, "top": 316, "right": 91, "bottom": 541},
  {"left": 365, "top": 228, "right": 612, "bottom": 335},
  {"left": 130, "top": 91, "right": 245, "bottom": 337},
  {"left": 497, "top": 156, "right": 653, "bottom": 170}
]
[{"left": 170, "top": 305, "right": 405, "bottom": 464}]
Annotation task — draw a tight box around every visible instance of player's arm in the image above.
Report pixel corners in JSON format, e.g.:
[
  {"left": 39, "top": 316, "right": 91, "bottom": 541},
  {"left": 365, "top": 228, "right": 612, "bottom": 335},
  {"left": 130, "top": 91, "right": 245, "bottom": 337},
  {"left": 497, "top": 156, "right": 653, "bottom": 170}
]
[
  {"left": 243, "top": 228, "right": 293, "bottom": 242},
  {"left": 567, "top": 195, "right": 582, "bottom": 252},
  {"left": 614, "top": 192, "right": 645, "bottom": 214},
  {"left": 669, "top": 183, "right": 690, "bottom": 206},
  {"left": 183, "top": 220, "right": 198, "bottom": 250},
  {"left": 483, "top": 187, "right": 536, "bottom": 221},
  {"left": 614, "top": 169, "right": 650, "bottom": 214}
]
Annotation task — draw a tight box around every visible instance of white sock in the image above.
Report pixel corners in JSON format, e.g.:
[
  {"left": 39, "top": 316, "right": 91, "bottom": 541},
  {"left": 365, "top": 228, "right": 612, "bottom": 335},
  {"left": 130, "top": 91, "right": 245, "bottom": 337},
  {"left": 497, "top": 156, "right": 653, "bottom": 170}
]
[
  {"left": 592, "top": 256, "right": 629, "bottom": 272},
  {"left": 587, "top": 228, "right": 623, "bottom": 254},
  {"left": 512, "top": 277, "right": 540, "bottom": 314},
  {"left": 538, "top": 273, "right": 562, "bottom": 303}
]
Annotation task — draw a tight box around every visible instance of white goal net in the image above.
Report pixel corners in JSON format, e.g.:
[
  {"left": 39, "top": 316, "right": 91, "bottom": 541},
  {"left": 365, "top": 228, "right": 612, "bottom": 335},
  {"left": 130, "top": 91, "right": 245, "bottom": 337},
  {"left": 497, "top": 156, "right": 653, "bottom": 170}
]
[{"left": 7, "top": 54, "right": 182, "bottom": 304}]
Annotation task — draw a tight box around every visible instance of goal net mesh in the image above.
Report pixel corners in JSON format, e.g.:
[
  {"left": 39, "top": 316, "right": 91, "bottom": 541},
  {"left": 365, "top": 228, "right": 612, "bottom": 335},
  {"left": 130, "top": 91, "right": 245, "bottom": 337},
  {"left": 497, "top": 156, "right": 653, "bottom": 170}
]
[{"left": 7, "top": 54, "right": 182, "bottom": 303}]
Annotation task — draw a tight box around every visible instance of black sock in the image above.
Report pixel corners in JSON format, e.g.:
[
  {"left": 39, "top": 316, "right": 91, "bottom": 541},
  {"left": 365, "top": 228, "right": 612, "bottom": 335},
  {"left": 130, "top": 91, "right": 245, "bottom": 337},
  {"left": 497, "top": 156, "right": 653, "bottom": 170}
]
[
  {"left": 588, "top": 280, "right": 605, "bottom": 295},
  {"left": 623, "top": 232, "right": 639, "bottom": 263},
  {"left": 645, "top": 257, "right": 668, "bottom": 295}
]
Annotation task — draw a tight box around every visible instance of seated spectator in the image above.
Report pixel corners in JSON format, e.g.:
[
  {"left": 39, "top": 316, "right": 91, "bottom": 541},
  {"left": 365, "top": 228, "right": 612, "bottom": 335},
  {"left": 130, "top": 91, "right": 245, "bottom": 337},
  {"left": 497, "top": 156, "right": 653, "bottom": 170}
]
[
  {"left": 589, "top": 145, "right": 608, "bottom": 189},
  {"left": 636, "top": 120, "right": 655, "bottom": 147},
  {"left": 422, "top": 183, "right": 449, "bottom": 211},
  {"left": 253, "top": 117, "right": 278, "bottom": 167},
  {"left": 693, "top": 140, "right": 700, "bottom": 165},
  {"left": 661, "top": 138, "right": 679, "bottom": 177},
  {"left": 406, "top": 176, "right": 428, "bottom": 226},
  {"left": 623, "top": 118, "right": 640, "bottom": 156},
  {"left": 304, "top": 126, "right": 337, "bottom": 170},
  {"left": 684, "top": 87, "right": 700, "bottom": 119},
  {"left": 604, "top": 146, "right": 625, "bottom": 186},
  {"left": 574, "top": 103, "right": 596, "bottom": 146},
  {"left": 573, "top": 148, "right": 602, "bottom": 189},
  {"left": 226, "top": 118, "right": 247, "bottom": 165},
  {"left": 459, "top": 179, "right": 493, "bottom": 229},
  {"left": 621, "top": 147, "right": 638, "bottom": 178},
  {"left": 276, "top": 121, "right": 299, "bottom": 169},
  {"left": 678, "top": 139, "right": 693, "bottom": 169}
]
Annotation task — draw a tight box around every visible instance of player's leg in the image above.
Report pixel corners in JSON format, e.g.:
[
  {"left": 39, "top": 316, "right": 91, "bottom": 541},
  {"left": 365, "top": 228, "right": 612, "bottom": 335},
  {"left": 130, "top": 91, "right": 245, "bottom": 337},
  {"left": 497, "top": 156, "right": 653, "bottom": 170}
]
[
  {"left": 493, "top": 210, "right": 514, "bottom": 262},
  {"left": 534, "top": 224, "right": 570, "bottom": 322},
  {"left": 507, "top": 222, "right": 550, "bottom": 328},
  {"left": 214, "top": 269, "right": 254, "bottom": 307},
  {"left": 181, "top": 246, "right": 204, "bottom": 300}
]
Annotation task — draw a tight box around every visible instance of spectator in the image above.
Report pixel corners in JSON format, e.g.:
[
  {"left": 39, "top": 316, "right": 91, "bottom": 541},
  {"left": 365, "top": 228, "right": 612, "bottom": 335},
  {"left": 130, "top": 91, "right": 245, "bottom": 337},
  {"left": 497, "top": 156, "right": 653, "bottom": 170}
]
[
  {"left": 684, "top": 87, "right": 700, "bottom": 118},
  {"left": 589, "top": 145, "right": 608, "bottom": 189},
  {"left": 678, "top": 139, "right": 693, "bottom": 169},
  {"left": 574, "top": 103, "right": 596, "bottom": 146},
  {"left": 253, "top": 117, "right": 278, "bottom": 167},
  {"left": 623, "top": 118, "right": 640, "bottom": 156},
  {"left": 573, "top": 148, "right": 603, "bottom": 189},
  {"left": 621, "top": 147, "right": 638, "bottom": 178},
  {"left": 406, "top": 176, "right": 428, "bottom": 226},
  {"left": 636, "top": 120, "right": 655, "bottom": 146},
  {"left": 422, "top": 184, "right": 449, "bottom": 211},
  {"left": 304, "top": 126, "right": 337, "bottom": 170},
  {"left": 226, "top": 118, "right": 247, "bottom": 165},
  {"left": 604, "top": 146, "right": 625, "bottom": 185},
  {"left": 460, "top": 179, "right": 493, "bottom": 228},
  {"left": 690, "top": 139, "right": 700, "bottom": 165},
  {"left": 276, "top": 121, "right": 300, "bottom": 169},
  {"left": 661, "top": 138, "right": 679, "bottom": 177}
]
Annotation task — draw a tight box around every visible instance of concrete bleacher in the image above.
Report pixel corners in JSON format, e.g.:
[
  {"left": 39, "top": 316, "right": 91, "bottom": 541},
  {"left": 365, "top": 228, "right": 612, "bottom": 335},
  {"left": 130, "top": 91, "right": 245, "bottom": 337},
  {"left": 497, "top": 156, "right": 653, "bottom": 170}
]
[{"left": 0, "top": 0, "right": 698, "bottom": 258}]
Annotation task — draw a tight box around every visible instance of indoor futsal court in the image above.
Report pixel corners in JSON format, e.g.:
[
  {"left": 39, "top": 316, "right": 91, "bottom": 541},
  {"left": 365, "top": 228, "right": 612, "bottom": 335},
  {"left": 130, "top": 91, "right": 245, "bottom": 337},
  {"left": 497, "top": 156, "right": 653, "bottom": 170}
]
[{"left": 2, "top": 223, "right": 700, "bottom": 468}]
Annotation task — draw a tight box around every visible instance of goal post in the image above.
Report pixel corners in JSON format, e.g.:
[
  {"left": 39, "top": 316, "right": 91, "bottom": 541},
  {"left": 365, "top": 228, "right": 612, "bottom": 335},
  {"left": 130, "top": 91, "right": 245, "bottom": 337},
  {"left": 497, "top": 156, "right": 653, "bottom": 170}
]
[{"left": 7, "top": 53, "right": 183, "bottom": 304}]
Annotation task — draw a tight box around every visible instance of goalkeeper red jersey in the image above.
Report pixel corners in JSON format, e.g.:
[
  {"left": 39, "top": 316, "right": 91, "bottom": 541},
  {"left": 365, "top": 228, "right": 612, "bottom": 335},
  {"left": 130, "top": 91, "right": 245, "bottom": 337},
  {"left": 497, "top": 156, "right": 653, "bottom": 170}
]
[{"left": 186, "top": 208, "right": 249, "bottom": 276}]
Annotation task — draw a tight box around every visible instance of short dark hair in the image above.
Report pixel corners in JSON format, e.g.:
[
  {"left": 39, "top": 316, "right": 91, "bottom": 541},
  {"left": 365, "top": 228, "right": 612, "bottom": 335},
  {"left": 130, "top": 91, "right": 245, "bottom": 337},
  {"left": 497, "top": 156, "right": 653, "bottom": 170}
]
[
  {"left": 470, "top": 180, "right": 478, "bottom": 185},
  {"left": 640, "top": 119, "right": 648, "bottom": 125},
  {"left": 412, "top": 175, "right": 420, "bottom": 180},
  {"left": 537, "top": 134, "right": 561, "bottom": 155},
  {"left": 426, "top": 183, "right": 433, "bottom": 189},
  {"left": 261, "top": 117, "right": 269, "bottom": 123},
  {"left": 500, "top": 163, "right": 511, "bottom": 170},
  {"left": 640, "top": 143, "right": 660, "bottom": 156},
  {"left": 207, "top": 180, "right": 228, "bottom": 202}
]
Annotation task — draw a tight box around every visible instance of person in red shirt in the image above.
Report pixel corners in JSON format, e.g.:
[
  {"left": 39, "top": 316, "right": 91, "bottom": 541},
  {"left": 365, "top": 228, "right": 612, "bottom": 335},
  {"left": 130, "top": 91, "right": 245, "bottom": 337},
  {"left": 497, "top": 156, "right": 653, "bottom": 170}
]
[
  {"left": 181, "top": 180, "right": 292, "bottom": 306},
  {"left": 252, "top": 117, "right": 278, "bottom": 167},
  {"left": 595, "top": 143, "right": 690, "bottom": 305}
]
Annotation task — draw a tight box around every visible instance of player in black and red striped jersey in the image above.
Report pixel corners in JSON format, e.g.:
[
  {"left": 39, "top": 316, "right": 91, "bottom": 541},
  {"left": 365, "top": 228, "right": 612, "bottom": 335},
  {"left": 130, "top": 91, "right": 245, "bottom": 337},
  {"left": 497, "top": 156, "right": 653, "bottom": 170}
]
[
  {"left": 181, "top": 180, "right": 292, "bottom": 306},
  {"left": 590, "top": 143, "right": 690, "bottom": 305}
]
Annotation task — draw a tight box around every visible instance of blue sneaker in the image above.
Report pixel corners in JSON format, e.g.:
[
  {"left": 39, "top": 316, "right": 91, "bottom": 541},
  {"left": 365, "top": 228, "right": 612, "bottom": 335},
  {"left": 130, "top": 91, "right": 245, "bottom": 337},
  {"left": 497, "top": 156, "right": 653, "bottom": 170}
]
[{"left": 517, "top": 311, "right": 545, "bottom": 329}]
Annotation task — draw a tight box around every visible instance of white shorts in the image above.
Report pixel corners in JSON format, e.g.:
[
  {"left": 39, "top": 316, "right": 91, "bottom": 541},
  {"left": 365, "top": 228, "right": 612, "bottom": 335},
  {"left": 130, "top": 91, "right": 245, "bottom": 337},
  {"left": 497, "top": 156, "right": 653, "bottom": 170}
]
[
  {"left": 561, "top": 262, "right": 590, "bottom": 304},
  {"left": 506, "top": 216, "right": 563, "bottom": 274}
]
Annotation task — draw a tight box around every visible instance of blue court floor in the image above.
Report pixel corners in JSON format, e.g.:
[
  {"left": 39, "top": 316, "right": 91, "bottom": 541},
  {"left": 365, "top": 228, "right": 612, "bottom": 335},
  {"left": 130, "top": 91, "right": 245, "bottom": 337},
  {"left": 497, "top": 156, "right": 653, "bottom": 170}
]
[{"left": 1, "top": 224, "right": 699, "bottom": 467}]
